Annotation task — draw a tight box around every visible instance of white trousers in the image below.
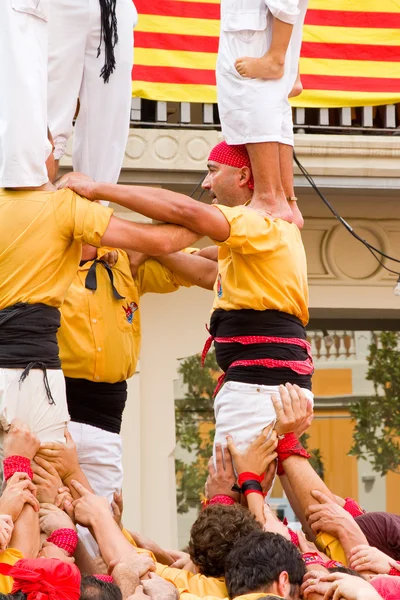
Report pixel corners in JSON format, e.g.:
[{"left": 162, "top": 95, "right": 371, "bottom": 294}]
[
  {"left": 0, "top": 0, "right": 51, "bottom": 187},
  {"left": 48, "top": 0, "right": 137, "bottom": 183},
  {"left": 217, "top": 0, "right": 308, "bottom": 145},
  {"left": 0, "top": 368, "right": 69, "bottom": 443},
  {"left": 68, "top": 421, "right": 123, "bottom": 556},
  {"left": 214, "top": 380, "right": 313, "bottom": 453}
]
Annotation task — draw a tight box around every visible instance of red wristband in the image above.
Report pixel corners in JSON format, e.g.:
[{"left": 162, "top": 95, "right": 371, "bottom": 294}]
[
  {"left": 237, "top": 472, "right": 263, "bottom": 486},
  {"left": 209, "top": 494, "right": 236, "bottom": 506},
  {"left": 325, "top": 560, "right": 344, "bottom": 569},
  {"left": 94, "top": 575, "right": 114, "bottom": 583},
  {"left": 389, "top": 564, "right": 400, "bottom": 577},
  {"left": 47, "top": 528, "right": 78, "bottom": 557},
  {"left": 3, "top": 456, "right": 33, "bottom": 481},
  {"left": 343, "top": 497, "right": 365, "bottom": 518},
  {"left": 302, "top": 552, "right": 325, "bottom": 566},
  {"left": 277, "top": 433, "right": 311, "bottom": 464},
  {"left": 277, "top": 459, "right": 285, "bottom": 477},
  {"left": 288, "top": 528, "right": 299, "bottom": 547}
]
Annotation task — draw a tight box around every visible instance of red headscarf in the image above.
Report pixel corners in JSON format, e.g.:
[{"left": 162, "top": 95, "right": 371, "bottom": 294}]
[
  {"left": 0, "top": 558, "right": 81, "bottom": 600},
  {"left": 208, "top": 141, "right": 254, "bottom": 189}
]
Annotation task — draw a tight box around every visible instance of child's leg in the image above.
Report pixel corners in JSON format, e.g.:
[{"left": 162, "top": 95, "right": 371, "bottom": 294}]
[
  {"left": 235, "top": 17, "right": 293, "bottom": 80},
  {"left": 289, "top": 67, "right": 303, "bottom": 98},
  {"left": 246, "top": 142, "right": 293, "bottom": 222},
  {"left": 279, "top": 143, "right": 304, "bottom": 229}
]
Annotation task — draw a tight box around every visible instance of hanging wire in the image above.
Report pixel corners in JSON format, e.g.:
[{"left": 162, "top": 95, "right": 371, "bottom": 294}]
[{"left": 293, "top": 152, "right": 400, "bottom": 277}]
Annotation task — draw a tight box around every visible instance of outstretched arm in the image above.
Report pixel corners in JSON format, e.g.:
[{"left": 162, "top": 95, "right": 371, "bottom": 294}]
[
  {"left": 102, "top": 217, "right": 202, "bottom": 257},
  {"left": 63, "top": 178, "right": 230, "bottom": 242},
  {"left": 156, "top": 252, "right": 218, "bottom": 290}
]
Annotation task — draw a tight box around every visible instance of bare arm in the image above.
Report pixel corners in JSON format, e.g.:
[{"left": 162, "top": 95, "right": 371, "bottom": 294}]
[
  {"left": 157, "top": 252, "right": 218, "bottom": 290},
  {"left": 102, "top": 217, "right": 202, "bottom": 257},
  {"left": 63, "top": 178, "right": 230, "bottom": 242},
  {"left": 194, "top": 246, "right": 218, "bottom": 261},
  {"left": 10, "top": 505, "right": 40, "bottom": 558}
]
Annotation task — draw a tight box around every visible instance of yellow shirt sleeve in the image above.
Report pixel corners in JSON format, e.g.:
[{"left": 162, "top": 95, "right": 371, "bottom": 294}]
[
  {"left": 316, "top": 532, "right": 348, "bottom": 566},
  {"left": 135, "top": 259, "right": 192, "bottom": 296},
  {"left": 0, "top": 548, "right": 24, "bottom": 594},
  {"left": 156, "top": 565, "right": 227, "bottom": 598},
  {"left": 52, "top": 189, "right": 113, "bottom": 247},
  {"left": 212, "top": 205, "right": 281, "bottom": 255}
]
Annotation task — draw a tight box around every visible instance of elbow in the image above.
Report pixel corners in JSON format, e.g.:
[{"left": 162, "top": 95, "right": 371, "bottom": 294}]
[{"left": 149, "top": 238, "right": 176, "bottom": 257}]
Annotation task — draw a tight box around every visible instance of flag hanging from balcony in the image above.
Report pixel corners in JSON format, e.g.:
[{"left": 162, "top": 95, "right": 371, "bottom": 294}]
[{"left": 131, "top": 0, "right": 400, "bottom": 108}]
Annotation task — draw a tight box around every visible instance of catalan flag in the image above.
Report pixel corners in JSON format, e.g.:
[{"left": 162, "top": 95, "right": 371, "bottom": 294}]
[{"left": 131, "top": 0, "right": 400, "bottom": 108}]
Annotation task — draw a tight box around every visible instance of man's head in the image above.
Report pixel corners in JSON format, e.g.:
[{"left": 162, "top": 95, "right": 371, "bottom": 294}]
[
  {"left": 80, "top": 576, "right": 122, "bottom": 600},
  {"left": 225, "top": 530, "right": 305, "bottom": 600},
  {"left": 188, "top": 504, "right": 262, "bottom": 578},
  {"left": 202, "top": 142, "right": 254, "bottom": 207}
]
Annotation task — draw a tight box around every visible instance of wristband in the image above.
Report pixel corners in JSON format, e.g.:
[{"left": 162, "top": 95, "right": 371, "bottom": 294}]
[
  {"left": 237, "top": 472, "right": 263, "bottom": 486},
  {"left": 241, "top": 480, "right": 263, "bottom": 497},
  {"left": 94, "top": 575, "right": 114, "bottom": 583},
  {"left": 46, "top": 528, "right": 78, "bottom": 557},
  {"left": 209, "top": 494, "right": 236, "bottom": 506},
  {"left": 3, "top": 456, "right": 33, "bottom": 481},
  {"left": 288, "top": 528, "right": 299, "bottom": 547},
  {"left": 302, "top": 552, "right": 326, "bottom": 567},
  {"left": 343, "top": 497, "right": 365, "bottom": 518},
  {"left": 325, "top": 560, "right": 344, "bottom": 569},
  {"left": 277, "top": 433, "right": 311, "bottom": 464},
  {"left": 389, "top": 563, "right": 400, "bottom": 577}
]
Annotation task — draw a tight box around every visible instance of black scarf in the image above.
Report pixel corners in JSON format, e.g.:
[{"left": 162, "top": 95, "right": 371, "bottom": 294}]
[{"left": 98, "top": 0, "right": 118, "bottom": 83}]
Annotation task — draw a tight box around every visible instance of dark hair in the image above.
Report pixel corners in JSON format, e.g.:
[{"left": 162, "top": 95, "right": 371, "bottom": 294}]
[
  {"left": 188, "top": 504, "right": 262, "bottom": 577},
  {"left": 225, "top": 530, "right": 305, "bottom": 599},
  {"left": 328, "top": 566, "right": 364, "bottom": 578},
  {"left": 80, "top": 576, "right": 122, "bottom": 600},
  {"left": 0, "top": 594, "right": 26, "bottom": 600}
]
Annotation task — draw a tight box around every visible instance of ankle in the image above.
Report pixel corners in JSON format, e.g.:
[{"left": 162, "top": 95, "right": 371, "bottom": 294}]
[{"left": 266, "top": 51, "right": 286, "bottom": 67}]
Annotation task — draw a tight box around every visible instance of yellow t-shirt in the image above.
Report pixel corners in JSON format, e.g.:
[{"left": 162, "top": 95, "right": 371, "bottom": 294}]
[
  {"left": 156, "top": 564, "right": 227, "bottom": 598},
  {"left": 316, "top": 532, "right": 348, "bottom": 566},
  {"left": 59, "top": 248, "right": 192, "bottom": 383},
  {"left": 211, "top": 205, "right": 309, "bottom": 326},
  {"left": 0, "top": 548, "right": 24, "bottom": 593},
  {"left": 0, "top": 188, "right": 112, "bottom": 310}
]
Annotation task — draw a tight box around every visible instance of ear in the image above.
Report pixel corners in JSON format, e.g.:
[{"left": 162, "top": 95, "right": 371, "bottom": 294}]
[
  {"left": 239, "top": 166, "right": 252, "bottom": 187},
  {"left": 277, "top": 571, "right": 290, "bottom": 596}
]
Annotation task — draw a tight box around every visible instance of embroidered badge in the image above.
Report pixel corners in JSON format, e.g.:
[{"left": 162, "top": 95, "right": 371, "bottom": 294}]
[
  {"left": 123, "top": 301, "right": 138, "bottom": 324},
  {"left": 217, "top": 273, "right": 223, "bottom": 299}
]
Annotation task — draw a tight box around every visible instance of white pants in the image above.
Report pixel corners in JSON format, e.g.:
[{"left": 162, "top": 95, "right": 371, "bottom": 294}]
[
  {"left": 0, "top": 0, "right": 51, "bottom": 187},
  {"left": 48, "top": 0, "right": 137, "bottom": 183},
  {"left": 69, "top": 421, "right": 123, "bottom": 556},
  {"left": 0, "top": 368, "right": 69, "bottom": 443},
  {"left": 214, "top": 380, "right": 313, "bottom": 453},
  {"left": 217, "top": 0, "right": 308, "bottom": 145}
]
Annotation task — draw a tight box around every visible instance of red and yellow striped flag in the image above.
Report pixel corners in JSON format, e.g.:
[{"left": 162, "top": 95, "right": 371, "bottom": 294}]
[{"left": 131, "top": 0, "right": 400, "bottom": 108}]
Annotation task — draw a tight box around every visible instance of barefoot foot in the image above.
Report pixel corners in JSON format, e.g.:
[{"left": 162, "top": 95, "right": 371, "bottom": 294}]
[
  {"left": 288, "top": 198, "right": 304, "bottom": 229},
  {"left": 289, "top": 73, "right": 303, "bottom": 99},
  {"left": 235, "top": 54, "right": 285, "bottom": 79}
]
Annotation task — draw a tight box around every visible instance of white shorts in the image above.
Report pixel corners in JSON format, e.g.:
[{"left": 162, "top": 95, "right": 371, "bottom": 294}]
[
  {"left": 214, "top": 380, "right": 313, "bottom": 453},
  {"left": 217, "top": 0, "right": 308, "bottom": 145},
  {"left": 0, "top": 368, "right": 69, "bottom": 443},
  {"left": 0, "top": 0, "right": 51, "bottom": 187},
  {"left": 68, "top": 421, "right": 123, "bottom": 557}
]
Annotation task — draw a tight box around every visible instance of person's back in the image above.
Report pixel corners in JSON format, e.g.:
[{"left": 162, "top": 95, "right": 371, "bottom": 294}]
[{"left": 0, "top": 186, "right": 112, "bottom": 444}]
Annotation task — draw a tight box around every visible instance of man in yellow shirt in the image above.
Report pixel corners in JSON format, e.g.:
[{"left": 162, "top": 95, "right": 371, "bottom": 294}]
[
  {"left": 61, "top": 142, "right": 313, "bottom": 463},
  {"left": 0, "top": 151, "right": 200, "bottom": 446},
  {"left": 55, "top": 243, "right": 216, "bottom": 554}
]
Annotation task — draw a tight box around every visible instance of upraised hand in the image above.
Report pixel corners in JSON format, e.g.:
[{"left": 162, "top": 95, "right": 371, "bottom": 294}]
[
  {"left": 206, "top": 444, "right": 238, "bottom": 501},
  {"left": 3, "top": 419, "right": 40, "bottom": 460},
  {"left": 36, "top": 428, "right": 79, "bottom": 482},
  {"left": 32, "top": 455, "right": 63, "bottom": 504},
  {"left": 0, "top": 473, "right": 39, "bottom": 521},
  {"left": 39, "top": 503, "right": 76, "bottom": 536},
  {"left": 306, "top": 490, "right": 362, "bottom": 538},
  {"left": 272, "top": 383, "right": 313, "bottom": 436},
  {"left": 226, "top": 423, "right": 277, "bottom": 476},
  {"left": 68, "top": 480, "right": 110, "bottom": 529},
  {"left": 57, "top": 176, "right": 99, "bottom": 201},
  {"left": 349, "top": 544, "right": 395, "bottom": 575}
]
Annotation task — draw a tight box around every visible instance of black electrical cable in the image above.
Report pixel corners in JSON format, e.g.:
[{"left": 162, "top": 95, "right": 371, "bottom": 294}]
[{"left": 293, "top": 152, "right": 400, "bottom": 277}]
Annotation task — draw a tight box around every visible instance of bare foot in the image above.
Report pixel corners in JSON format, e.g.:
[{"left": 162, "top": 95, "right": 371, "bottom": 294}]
[
  {"left": 235, "top": 53, "right": 285, "bottom": 80},
  {"left": 288, "top": 198, "right": 304, "bottom": 229},
  {"left": 252, "top": 194, "right": 293, "bottom": 224},
  {"left": 289, "top": 73, "right": 303, "bottom": 98}
]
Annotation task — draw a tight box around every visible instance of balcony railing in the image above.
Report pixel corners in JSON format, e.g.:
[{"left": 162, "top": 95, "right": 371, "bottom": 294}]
[
  {"left": 307, "top": 331, "right": 399, "bottom": 363},
  {"left": 131, "top": 99, "right": 399, "bottom": 135}
]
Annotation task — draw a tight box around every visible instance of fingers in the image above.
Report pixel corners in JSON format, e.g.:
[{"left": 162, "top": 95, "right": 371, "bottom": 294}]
[
  {"left": 311, "top": 490, "right": 334, "bottom": 505},
  {"left": 33, "top": 455, "right": 59, "bottom": 477},
  {"left": 23, "top": 491, "right": 40, "bottom": 512},
  {"left": 271, "top": 393, "right": 283, "bottom": 417},
  {"left": 70, "top": 479, "right": 90, "bottom": 497},
  {"left": 214, "top": 443, "right": 224, "bottom": 474},
  {"left": 226, "top": 435, "right": 238, "bottom": 460},
  {"left": 7, "top": 472, "right": 30, "bottom": 484},
  {"left": 64, "top": 501, "right": 75, "bottom": 521},
  {"left": 207, "top": 455, "right": 216, "bottom": 477},
  {"left": 223, "top": 445, "right": 234, "bottom": 472}
]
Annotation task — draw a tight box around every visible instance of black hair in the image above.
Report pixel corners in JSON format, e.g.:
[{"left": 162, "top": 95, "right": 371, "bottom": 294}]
[
  {"left": 225, "top": 530, "right": 305, "bottom": 599},
  {"left": 80, "top": 576, "right": 122, "bottom": 600},
  {"left": 328, "top": 566, "right": 364, "bottom": 578}
]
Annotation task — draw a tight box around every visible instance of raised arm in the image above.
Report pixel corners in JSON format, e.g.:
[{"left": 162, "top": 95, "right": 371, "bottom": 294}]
[{"left": 62, "top": 178, "right": 230, "bottom": 242}]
